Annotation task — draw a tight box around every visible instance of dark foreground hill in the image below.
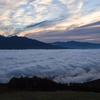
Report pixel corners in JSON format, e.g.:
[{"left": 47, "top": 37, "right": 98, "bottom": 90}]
[
  {"left": 83, "top": 79, "right": 100, "bottom": 87},
  {"left": 0, "top": 35, "right": 65, "bottom": 49},
  {"left": 1, "top": 76, "right": 100, "bottom": 93},
  {"left": 69, "top": 79, "right": 100, "bottom": 92},
  {"left": 50, "top": 41, "right": 100, "bottom": 49}
]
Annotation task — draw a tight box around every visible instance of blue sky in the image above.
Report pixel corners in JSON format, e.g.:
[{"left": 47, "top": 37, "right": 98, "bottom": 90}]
[{"left": 0, "top": 0, "right": 100, "bottom": 43}]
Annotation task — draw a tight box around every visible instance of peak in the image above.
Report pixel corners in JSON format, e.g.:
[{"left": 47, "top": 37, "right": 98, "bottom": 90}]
[
  {"left": 0, "top": 35, "right": 5, "bottom": 37},
  {"left": 11, "top": 35, "right": 19, "bottom": 38},
  {"left": 67, "top": 41, "right": 79, "bottom": 43},
  {"left": 0, "top": 35, "right": 6, "bottom": 39}
]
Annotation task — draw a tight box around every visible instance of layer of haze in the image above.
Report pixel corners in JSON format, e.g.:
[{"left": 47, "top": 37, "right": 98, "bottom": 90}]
[
  {"left": 0, "top": 0, "right": 100, "bottom": 43},
  {"left": 0, "top": 49, "right": 100, "bottom": 83}
]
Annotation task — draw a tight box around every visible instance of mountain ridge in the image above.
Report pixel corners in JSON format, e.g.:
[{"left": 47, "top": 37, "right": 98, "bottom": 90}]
[
  {"left": 0, "top": 35, "right": 66, "bottom": 49},
  {"left": 50, "top": 41, "right": 100, "bottom": 49}
]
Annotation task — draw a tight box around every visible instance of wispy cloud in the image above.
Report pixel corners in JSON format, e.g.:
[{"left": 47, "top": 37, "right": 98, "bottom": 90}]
[
  {"left": 0, "top": 0, "right": 100, "bottom": 43},
  {"left": 25, "top": 20, "right": 49, "bottom": 29},
  {"left": 59, "top": 0, "right": 83, "bottom": 13}
]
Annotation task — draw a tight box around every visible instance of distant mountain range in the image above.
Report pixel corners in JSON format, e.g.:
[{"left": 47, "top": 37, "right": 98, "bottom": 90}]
[
  {"left": 50, "top": 41, "right": 100, "bottom": 49},
  {"left": 1, "top": 35, "right": 100, "bottom": 49},
  {"left": 0, "top": 35, "right": 65, "bottom": 49}
]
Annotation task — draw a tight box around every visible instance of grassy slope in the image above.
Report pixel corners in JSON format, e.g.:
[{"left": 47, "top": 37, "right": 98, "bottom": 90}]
[{"left": 0, "top": 91, "right": 100, "bottom": 100}]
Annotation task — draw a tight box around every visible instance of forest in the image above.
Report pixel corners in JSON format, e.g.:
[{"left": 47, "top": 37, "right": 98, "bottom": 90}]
[{"left": 0, "top": 76, "right": 100, "bottom": 93}]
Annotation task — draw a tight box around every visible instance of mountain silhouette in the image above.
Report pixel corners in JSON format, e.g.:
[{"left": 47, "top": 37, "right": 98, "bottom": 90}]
[
  {"left": 0, "top": 35, "right": 65, "bottom": 49},
  {"left": 50, "top": 41, "right": 100, "bottom": 49},
  {"left": 83, "top": 79, "right": 100, "bottom": 87}
]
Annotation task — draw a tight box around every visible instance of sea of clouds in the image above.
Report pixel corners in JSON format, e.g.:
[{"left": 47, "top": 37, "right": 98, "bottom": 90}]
[{"left": 0, "top": 49, "right": 100, "bottom": 84}]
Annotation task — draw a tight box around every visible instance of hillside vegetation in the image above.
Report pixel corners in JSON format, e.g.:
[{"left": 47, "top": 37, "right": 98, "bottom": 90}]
[{"left": 1, "top": 76, "right": 100, "bottom": 93}]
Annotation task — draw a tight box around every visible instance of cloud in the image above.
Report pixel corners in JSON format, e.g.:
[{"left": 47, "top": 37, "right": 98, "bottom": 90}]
[
  {"left": 17, "top": 9, "right": 100, "bottom": 40},
  {"left": 12, "top": 8, "right": 25, "bottom": 19},
  {"left": 0, "top": 49, "right": 100, "bottom": 83},
  {"left": 24, "top": 19, "right": 100, "bottom": 43},
  {"left": 0, "top": 0, "right": 100, "bottom": 43},
  {"left": 80, "top": 21, "right": 100, "bottom": 27},
  {"left": 30, "top": 0, "right": 52, "bottom": 6},
  {"left": 25, "top": 20, "right": 49, "bottom": 29},
  {"left": 0, "top": 30, "right": 5, "bottom": 35},
  {"left": 0, "top": 0, "right": 30, "bottom": 28},
  {"left": 59, "top": 0, "right": 83, "bottom": 13}
]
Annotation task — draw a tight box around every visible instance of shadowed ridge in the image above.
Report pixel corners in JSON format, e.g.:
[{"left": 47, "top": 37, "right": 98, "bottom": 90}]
[
  {"left": 0, "top": 35, "right": 66, "bottom": 49},
  {"left": 50, "top": 41, "right": 100, "bottom": 49},
  {"left": 83, "top": 79, "right": 100, "bottom": 87}
]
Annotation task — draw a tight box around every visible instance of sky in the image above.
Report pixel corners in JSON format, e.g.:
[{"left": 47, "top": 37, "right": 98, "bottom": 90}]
[{"left": 0, "top": 0, "right": 100, "bottom": 43}]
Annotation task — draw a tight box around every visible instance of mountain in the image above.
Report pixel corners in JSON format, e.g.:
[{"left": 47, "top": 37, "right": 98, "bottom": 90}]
[
  {"left": 69, "top": 79, "right": 100, "bottom": 92},
  {"left": 50, "top": 41, "right": 100, "bottom": 49},
  {"left": 0, "top": 35, "right": 65, "bottom": 49},
  {"left": 83, "top": 79, "right": 100, "bottom": 87}
]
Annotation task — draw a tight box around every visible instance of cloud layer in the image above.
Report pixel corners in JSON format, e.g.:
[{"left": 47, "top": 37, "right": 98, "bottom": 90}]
[
  {"left": 0, "top": 0, "right": 100, "bottom": 43},
  {"left": 0, "top": 49, "right": 100, "bottom": 83}
]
